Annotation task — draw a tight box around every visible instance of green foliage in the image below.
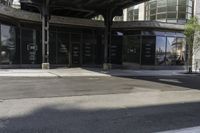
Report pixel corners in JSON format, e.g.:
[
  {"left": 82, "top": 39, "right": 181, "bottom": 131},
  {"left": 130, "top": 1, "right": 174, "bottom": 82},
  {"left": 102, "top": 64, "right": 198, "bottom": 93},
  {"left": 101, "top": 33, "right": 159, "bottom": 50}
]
[
  {"left": 184, "top": 17, "right": 200, "bottom": 48},
  {"left": 184, "top": 16, "right": 200, "bottom": 69}
]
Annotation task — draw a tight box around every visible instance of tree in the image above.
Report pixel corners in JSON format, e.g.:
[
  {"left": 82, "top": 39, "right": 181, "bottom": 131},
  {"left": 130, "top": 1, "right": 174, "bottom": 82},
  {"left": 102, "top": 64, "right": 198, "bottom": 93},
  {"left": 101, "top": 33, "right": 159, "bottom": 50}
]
[{"left": 184, "top": 16, "right": 200, "bottom": 73}]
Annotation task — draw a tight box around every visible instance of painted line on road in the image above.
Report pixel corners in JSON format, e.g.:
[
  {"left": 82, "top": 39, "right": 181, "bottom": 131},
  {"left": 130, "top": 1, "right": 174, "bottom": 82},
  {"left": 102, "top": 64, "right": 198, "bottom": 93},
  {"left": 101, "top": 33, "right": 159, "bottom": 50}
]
[{"left": 157, "top": 126, "right": 200, "bottom": 133}]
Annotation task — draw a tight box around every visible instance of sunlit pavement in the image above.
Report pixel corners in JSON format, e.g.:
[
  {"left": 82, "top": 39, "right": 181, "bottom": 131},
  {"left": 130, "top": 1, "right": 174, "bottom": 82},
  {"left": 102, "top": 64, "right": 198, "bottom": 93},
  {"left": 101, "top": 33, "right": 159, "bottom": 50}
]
[
  {"left": 0, "top": 75, "right": 200, "bottom": 133},
  {"left": 0, "top": 68, "right": 188, "bottom": 77}
]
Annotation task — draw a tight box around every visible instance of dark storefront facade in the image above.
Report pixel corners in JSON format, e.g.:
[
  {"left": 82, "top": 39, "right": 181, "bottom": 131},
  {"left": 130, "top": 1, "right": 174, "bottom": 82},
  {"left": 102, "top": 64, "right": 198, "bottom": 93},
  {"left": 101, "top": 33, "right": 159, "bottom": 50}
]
[
  {"left": 0, "top": 20, "right": 186, "bottom": 69},
  {"left": 0, "top": 22, "right": 105, "bottom": 67},
  {"left": 123, "top": 30, "right": 186, "bottom": 68}
]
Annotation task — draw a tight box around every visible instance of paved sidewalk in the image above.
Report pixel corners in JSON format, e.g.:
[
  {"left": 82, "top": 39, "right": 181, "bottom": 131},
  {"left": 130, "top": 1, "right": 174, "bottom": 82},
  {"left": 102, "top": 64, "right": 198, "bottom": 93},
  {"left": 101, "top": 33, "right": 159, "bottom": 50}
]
[{"left": 0, "top": 68, "right": 188, "bottom": 77}]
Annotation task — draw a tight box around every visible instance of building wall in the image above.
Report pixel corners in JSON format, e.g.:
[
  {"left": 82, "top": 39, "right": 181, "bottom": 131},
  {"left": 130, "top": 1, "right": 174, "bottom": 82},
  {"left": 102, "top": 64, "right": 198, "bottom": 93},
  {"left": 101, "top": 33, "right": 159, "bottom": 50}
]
[
  {"left": 0, "top": 0, "right": 190, "bottom": 69},
  {"left": 193, "top": 0, "right": 200, "bottom": 71},
  {"left": 123, "top": 9, "right": 128, "bottom": 21},
  {"left": 138, "top": 3, "right": 145, "bottom": 21},
  {"left": 194, "top": 0, "right": 200, "bottom": 18}
]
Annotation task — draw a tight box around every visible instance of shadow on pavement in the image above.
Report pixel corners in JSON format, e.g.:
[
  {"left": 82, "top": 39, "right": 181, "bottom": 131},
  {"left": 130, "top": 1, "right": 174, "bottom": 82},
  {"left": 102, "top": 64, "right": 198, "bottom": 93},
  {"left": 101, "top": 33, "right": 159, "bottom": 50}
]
[
  {"left": 1, "top": 101, "right": 200, "bottom": 133},
  {"left": 122, "top": 76, "right": 200, "bottom": 90},
  {"left": 82, "top": 67, "right": 200, "bottom": 90},
  {"left": 0, "top": 75, "right": 200, "bottom": 100}
]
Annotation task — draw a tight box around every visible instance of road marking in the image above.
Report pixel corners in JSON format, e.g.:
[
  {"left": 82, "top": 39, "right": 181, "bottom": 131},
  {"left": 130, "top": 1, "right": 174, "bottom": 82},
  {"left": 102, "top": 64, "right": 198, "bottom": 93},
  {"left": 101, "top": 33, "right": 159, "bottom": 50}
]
[
  {"left": 157, "top": 126, "right": 200, "bottom": 133},
  {"left": 159, "top": 79, "right": 182, "bottom": 83}
]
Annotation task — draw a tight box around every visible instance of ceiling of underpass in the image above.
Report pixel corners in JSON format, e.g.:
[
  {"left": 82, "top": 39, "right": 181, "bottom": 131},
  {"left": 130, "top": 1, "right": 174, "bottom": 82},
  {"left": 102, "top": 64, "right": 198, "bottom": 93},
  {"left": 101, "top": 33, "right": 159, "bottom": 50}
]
[{"left": 20, "top": 0, "right": 147, "bottom": 18}]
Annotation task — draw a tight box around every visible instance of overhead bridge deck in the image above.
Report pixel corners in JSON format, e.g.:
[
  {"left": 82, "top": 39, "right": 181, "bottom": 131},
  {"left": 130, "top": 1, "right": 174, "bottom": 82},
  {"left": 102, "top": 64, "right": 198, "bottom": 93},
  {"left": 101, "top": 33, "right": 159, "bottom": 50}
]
[{"left": 0, "top": 4, "right": 184, "bottom": 31}]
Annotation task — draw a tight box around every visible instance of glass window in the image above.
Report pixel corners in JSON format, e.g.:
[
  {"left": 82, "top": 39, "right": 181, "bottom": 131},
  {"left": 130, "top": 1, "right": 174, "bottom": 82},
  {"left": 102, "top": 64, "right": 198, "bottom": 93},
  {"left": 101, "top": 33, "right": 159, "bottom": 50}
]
[
  {"left": 142, "top": 31, "right": 156, "bottom": 36},
  {"left": 157, "top": 0, "right": 167, "bottom": 7},
  {"left": 167, "top": 5, "right": 177, "bottom": 12},
  {"left": 187, "top": 0, "right": 193, "bottom": 7},
  {"left": 134, "top": 15, "right": 139, "bottom": 20},
  {"left": 57, "top": 32, "right": 69, "bottom": 65},
  {"left": 168, "top": 0, "right": 177, "bottom": 7},
  {"left": 176, "top": 38, "right": 186, "bottom": 65},
  {"left": 150, "top": 9, "right": 157, "bottom": 15},
  {"left": 49, "top": 31, "right": 57, "bottom": 64},
  {"left": 166, "top": 37, "right": 177, "bottom": 65},
  {"left": 127, "top": 10, "right": 133, "bottom": 21},
  {"left": 176, "top": 32, "right": 185, "bottom": 37},
  {"left": 21, "top": 29, "right": 40, "bottom": 64},
  {"left": 166, "top": 32, "right": 176, "bottom": 36},
  {"left": 157, "top": 7, "right": 167, "bottom": 13},
  {"left": 156, "top": 36, "right": 166, "bottom": 65},
  {"left": 178, "top": 6, "right": 186, "bottom": 12},
  {"left": 124, "top": 36, "right": 141, "bottom": 64},
  {"left": 0, "top": 24, "right": 16, "bottom": 64},
  {"left": 145, "top": 0, "right": 193, "bottom": 23},
  {"left": 141, "top": 36, "right": 156, "bottom": 65},
  {"left": 150, "top": 1, "right": 157, "bottom": 9},
  {"left": 154, "top": 31, "right": 166, "bottom": 36},
  {"left": 167, "top": 12, "right": 177, "bottom": 19},
  {"left": 178, "top": 0, "right": 186, "bottom": 6},
  {"left": 157, "top": 13, "right": 167, "bottom": 20},
  {"left": 177, "top": 19, "right": 186, "bottom": 24},
  {"left": 0, "top": 0, "right": 12, "bottom": 6},
  {"left": 82, "top": 32, "right": 96, "bottom": 64},
  {"left": 134, "top": 9, "right": 139, "bottom": 18},
  {"left": 150, "top": 15, "right": 156, "bottom": 20},
  {"left": 186, "top": 7, "right": 192, "bottom": 13},
  {"left": 186, "top": 13, "right": 192, "bottom": 19},
  {"left": 178, "top": 12, "right": 186, "bottom": 19}
]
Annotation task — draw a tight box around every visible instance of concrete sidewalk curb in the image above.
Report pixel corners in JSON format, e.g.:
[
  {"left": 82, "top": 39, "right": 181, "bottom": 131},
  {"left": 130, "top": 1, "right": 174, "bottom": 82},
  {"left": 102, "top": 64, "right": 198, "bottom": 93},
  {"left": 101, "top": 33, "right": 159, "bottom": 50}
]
[{"left": 0, "top": 69, "right": 192, "bottom": 77}]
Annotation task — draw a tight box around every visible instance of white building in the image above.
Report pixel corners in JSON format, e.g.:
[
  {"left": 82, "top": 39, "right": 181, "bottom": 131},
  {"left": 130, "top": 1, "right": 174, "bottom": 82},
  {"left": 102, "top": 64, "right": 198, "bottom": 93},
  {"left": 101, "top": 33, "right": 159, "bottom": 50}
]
[{"left": 193, "top": 0, "right": 200, "bottom": 72}]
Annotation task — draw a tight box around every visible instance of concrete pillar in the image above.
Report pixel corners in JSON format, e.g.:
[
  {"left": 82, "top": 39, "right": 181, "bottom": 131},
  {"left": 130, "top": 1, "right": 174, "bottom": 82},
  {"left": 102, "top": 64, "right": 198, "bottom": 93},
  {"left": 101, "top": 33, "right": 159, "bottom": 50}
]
[{"left": 123, "top": 9, "right": 128, "bottom": 21}]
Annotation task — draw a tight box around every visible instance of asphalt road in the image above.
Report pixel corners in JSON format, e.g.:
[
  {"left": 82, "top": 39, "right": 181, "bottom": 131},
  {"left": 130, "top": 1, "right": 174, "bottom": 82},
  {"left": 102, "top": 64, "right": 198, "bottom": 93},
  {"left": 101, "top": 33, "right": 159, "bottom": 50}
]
[
  {"left": 0, "top": 75, "right": 200, "bottom": 133},
  {"left": 0, "top": 75, "right": 199, "bottom": 100}
]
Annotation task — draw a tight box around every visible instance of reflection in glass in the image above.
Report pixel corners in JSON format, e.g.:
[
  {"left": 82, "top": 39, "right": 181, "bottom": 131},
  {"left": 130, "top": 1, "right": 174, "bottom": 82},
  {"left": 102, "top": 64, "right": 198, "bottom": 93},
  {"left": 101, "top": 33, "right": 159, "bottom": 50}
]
[
  {"left": 145, "top": 0, "right": 193, "bottom": 23},
  {"left": 141, "top": 36, "right": 156, "bottom": 65},
  {"left": 0, "top": 24, "right": 16, "bottom": 64},
  {"left": 156, "top": 36, "right": 166, "bottom": 65},
  {"left": 176, "top": 38, "right": 186, "bottom": 65},
  {"left": 155, "top": 35, "right": 186, "bottom": 66},
  {"left": 166, "top": 37, "right": 177, "bottom": 65},
  {"left": 127, "top": 5, "right": 139, "bottom": 21}
]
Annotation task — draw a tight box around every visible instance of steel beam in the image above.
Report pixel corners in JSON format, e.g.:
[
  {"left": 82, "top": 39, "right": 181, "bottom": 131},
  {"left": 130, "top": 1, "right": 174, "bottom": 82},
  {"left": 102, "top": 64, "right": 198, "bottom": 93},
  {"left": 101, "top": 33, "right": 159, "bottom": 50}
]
[{"left": 41, "top": 0, "right": 50, "bottom": 69}]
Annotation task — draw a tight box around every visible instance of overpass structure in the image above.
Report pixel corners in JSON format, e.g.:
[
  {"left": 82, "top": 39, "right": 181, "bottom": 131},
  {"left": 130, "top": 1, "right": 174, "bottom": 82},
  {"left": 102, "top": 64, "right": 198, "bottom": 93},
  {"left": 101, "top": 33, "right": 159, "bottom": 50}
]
[{"left": 20, "top": 0, "right": 147, "bottom": 69}]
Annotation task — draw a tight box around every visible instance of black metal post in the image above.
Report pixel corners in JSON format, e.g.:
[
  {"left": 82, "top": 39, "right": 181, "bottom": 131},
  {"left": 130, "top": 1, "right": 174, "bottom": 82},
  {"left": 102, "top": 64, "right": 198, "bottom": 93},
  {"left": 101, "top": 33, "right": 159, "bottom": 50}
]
[
  {"left": 103, "top": 9, "right": 113, "bottom": 70},
  {"left": 41, "top": 0, "right": 50, "bottom": 69}
]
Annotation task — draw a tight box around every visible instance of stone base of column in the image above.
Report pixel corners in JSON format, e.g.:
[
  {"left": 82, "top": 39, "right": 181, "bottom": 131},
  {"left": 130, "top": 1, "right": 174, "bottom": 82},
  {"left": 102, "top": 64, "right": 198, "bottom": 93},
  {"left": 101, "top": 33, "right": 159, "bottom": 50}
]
[
  {"left": 103, "top": 63, "right": 112, "bottom": 70},
  {"left": 42, "top": 63, "right": 50, "bottom": 69}
]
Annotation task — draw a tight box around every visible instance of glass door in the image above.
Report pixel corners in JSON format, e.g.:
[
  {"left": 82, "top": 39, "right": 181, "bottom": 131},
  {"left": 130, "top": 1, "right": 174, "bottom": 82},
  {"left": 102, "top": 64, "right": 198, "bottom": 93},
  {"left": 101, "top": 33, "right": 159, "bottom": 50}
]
[
  {"left": 21, "top": 28, "right": 38, "bottom": 64},
  {"left": 56, "top": 32, "right": 69, "bottom": 65},
  {"left": 70, "top": 33, "right": 81, "bottom": 67},
  {"left": 124, "top": 35, "right": 141, "bottom": 65},
  {"left": 0, "top": 24, "right": 16, "bottom": 64}
]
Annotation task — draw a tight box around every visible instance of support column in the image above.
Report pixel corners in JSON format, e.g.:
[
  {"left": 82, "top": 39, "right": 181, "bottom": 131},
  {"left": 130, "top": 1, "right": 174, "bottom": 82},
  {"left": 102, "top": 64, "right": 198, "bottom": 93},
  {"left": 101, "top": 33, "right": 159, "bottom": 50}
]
[
  {"left": 103, "top": 9, "right": 113, "bottom": 70},
  {"left": 41, "top": 0, "right": 50, "bottom": 69}
]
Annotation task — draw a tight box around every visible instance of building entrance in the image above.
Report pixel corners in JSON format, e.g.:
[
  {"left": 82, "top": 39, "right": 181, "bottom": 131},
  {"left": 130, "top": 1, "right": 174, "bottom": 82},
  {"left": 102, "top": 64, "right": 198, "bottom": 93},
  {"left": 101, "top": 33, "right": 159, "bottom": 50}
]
[
  {"left": 124, "top": 35, "right": 141, "bottom": 65},
  {"left": 70, "top": 33, "right": 81, "bottom": 67},
  {"left": 21, "top": 28, "right": 41, "bottom": 65}
]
